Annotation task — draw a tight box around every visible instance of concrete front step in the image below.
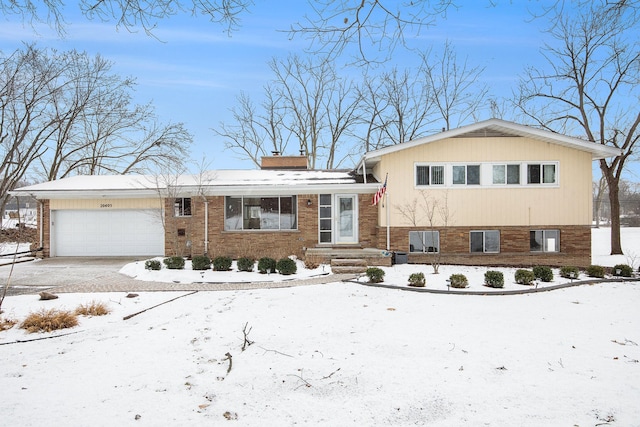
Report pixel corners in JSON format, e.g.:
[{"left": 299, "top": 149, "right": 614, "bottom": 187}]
[
  {"left": 331, "top": 265, "right": 368, "bottom": 274},
  {"left": 330, "top": 258, "right": 368, "bottom": 274},
  {"left": 331, "top": 258, "right": 367, "bottom": 267},
  {"left": 306, "top": 247, "right": 392, "bottom": 267}
]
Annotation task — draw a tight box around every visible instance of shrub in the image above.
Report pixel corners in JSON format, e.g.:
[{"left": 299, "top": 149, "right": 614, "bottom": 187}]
[
  {"left": 485, "top": 270, "right": 504, "bottom": 288},
  {"left": 163, "top": 256, "right": 185, "bottom": 270},
  {"left": 304, "top": 258, "right": 320, "bottom": 270},
  {"left": 191, "top": 255, "right": 211, "bottom": 271},
  {"left": 276, "top": 257, "right": 298, "bottom": 275},
  {"left": 533, "top": 266, "right": 554, "bottom": 282},
  {"left": 448, "top": 274, "right": 468, "bottom": 289},
  {"left": 560, "top": 266, "right": 580, "bottom": 279},
  {"left": 212, "top": 256, "right": 233, "bottom": 271},
  {"left": 75, "top": 301, "right": 111, "bottom": 317},
  {"left": 20, "top": 309, "right": 79, "bottom": 333},
  {"left": 257, "top": 257, "right": 277, "bottom": 274},
  {"left": 237, "top": 257, "right": 255, "bottom": 272},
  {"left": 365, "top": 267, "right": 385, "bottom": 283},
  {"left": 613, "top": 264, "right": 633, "bottom": 277},
  {"left": 145, "top": 259, "right": 161, "bottom": 271},
  {"left": 408, "top": 272, "right": 426, "bottom": 287},
  {"left": 0, "top": 317, "right": 18, "bottom": 331},
  {"left": 515, "top": 269, "right": 535, "bottom": 285},
  {"left": 586, "top": 265, "right": 605, "bottom": 278}
]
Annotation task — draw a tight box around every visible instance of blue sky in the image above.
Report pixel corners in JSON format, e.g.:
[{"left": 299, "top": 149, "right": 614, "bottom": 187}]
[{"left": 0, "top": 1, "right": 637, "bottom": 181}]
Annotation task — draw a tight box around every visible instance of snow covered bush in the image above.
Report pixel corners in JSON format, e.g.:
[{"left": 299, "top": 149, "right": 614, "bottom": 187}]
[
  {"left": 448, "top": 274, "right": 468, "bottom": 288},
  {"left": 145, "top": 259, "right": 161, "bottom": 270},
  {"left": 163, "top": 256, "right": 185, "bottom": 270},
  {"left": 212, "top": 256, "right": 232, "bottom": 271},
  {"left": 237, "top": 257, "right": 255, "bottom": 272},
  {"left": 258, "top": 257, "right": 277, "bottom": 274},
  {"left": 586, "top": 265, "right": 605, "bottom": 278},
  {"left": 276, "top": 258, "right": 297, "bottom": 275},
  {"left": 515, "top": 269, "right": 535, "bottom": 285},
  {"left": 484, "top": 270, "right": 504, "bottom": 288},
  {"left": 365, "top": 267, "right": 385, "bottom": 283},
  {"left": 560, "top": 266, "right": 580, "bottom": 279},
  {"left": 613, "top": 264, "right": 633, "bottom": 277},
  {"left": 533, "top": 266, "right": 554, "bottom": 282},
  {"left": 191, "top": 255, "right": 211, "bottom": 270},
  {"left": 408, "top": 272, "right": 425, "bottom": 287}
]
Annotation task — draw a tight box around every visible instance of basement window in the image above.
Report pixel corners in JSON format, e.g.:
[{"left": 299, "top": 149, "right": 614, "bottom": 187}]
[
  {"left": 409, "top": 231, "right": 440, "bottom": 253},
  {"left": 530, "top": 230, "right": 560, "bottom": 252},
  {"left": 470, "top": 230, "right": 500, "bottom": 253}
]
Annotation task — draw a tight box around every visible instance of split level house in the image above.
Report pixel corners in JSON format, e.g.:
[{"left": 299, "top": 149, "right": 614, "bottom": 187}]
[{"left": 13, "top": 119, "right": 621, "bottom": 268}]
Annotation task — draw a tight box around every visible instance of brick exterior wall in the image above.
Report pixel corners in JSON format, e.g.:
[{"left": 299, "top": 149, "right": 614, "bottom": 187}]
[
  {"left": 40, "top": 200, "right": 50, "bottom": 257},
  {"left": 37, "top": 194, "right": 592, "bottom": 268},
  {"left": 381, "top": 225, "right": 592, "bottom": 268},
  {"left": 162, "top": 193, "right": 381, "bottom": 260}
]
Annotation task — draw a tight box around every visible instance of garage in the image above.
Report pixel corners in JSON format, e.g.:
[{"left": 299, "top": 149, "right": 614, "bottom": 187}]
[{"left": 52, "top": 209, "right": 164, "bottom": 256}]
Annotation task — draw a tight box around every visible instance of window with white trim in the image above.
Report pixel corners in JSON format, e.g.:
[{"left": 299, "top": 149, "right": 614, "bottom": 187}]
[
  {"left": 224, "top": 196, "right": 297, "bottom": 231},
  {"left": 416, "top": 164, "right": 444, "bottom": 186},
  {"left": 174, "top": 198, "right": 192, "bottom": 217},
  {"left": 492, "top": 164, "right": 520, "bottom": 185},
  {"left": 470, "top": 230, "right": 500, "bottom": 253},
  {"left": 527, "top": 163, "right": 557, "bottom": 184},
  {"left": 318, "top": 194, "right": 332, "bottom": 243},
  {"left": 452, "top": 165, "right": 480, "bottom": 185},
  {"left": 409, "top": 231, "right": 440, "bottom": 253},
  {"left": 530, "top": 230, "right": 560, "bottom": 252}
]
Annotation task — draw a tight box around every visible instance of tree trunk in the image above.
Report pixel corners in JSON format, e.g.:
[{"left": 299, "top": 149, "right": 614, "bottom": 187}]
[{"left": 607, "top": 180, "right": 623, "bottom": 255}]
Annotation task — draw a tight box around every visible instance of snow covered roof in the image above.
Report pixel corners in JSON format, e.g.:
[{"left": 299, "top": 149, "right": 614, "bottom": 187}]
[
  {"left": 12, "top": 169, "right": 377, "bottom": 199},
  {"left": 360, "top": 118, "right": 624, "bottom": 168}
]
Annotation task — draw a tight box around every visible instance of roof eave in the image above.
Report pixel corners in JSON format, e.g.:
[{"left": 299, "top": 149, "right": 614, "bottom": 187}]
[{"left": 11, "top": 183, "right": 380, "bottom": 199}]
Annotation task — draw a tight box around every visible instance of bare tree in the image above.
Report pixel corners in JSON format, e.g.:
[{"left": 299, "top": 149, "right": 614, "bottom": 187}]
[
  {"left": 0, "top": 0, "right": 252, "bottom": 37},
  {"left": 1, "top": 45, "right": 69, "bottom": 213},
  {"left": 354, "top": 73, "right": 389, "bottom": 152},
  {"left": 420, "top": 41, "right": 488, "bottom": 130},
  {"left": 516, "top": 0, "right": 640, "bottom": 254},
  {"left": 377, "top": 66, "right": 438, "bottom": 145},
  {"left": 289, "top": 0, "right": 455, "bottom": 64},
  {"left": 593, "top": 175, "right": 608, "bottom": 227},
  {"left": 395, "top": 190, "right": 452, "bottom": 274},
  {"left": 0, "top": 45, "right": 192, "bottom": 212},
  {"left": 213, "top": 89, "right": 289, "bottom": 167},
  {"left": 215, "top": 54, "right": 361, "bottom": 169}
]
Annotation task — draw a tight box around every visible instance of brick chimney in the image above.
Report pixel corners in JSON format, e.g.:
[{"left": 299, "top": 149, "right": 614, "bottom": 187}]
[{"left": 261, "top": 152, "right": 309, "bottom": 170}]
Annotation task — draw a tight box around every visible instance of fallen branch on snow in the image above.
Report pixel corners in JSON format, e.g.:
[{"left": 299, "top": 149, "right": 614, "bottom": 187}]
[{"left": 123, "top": 291, "right": 198, "bottom": 320}]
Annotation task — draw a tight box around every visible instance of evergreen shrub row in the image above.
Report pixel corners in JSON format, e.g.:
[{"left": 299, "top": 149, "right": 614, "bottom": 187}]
[{"left": 143, "top": 255, "right": 297, "bottom": 275}]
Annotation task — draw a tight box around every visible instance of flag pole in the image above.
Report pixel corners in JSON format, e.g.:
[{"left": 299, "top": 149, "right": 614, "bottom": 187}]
[{"left": 386, "top": 184, "right": 390, "bottom": 251}]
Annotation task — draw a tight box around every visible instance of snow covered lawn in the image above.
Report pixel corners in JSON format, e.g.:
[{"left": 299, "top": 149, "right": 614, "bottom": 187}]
[{"left": 0, "top": 227, "right": 638, "bottom": 426}]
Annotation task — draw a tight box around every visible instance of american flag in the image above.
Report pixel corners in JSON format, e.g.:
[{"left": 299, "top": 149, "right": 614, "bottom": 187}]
[{"left": 372, "top": 175, "right": 387, "bottom": 206}]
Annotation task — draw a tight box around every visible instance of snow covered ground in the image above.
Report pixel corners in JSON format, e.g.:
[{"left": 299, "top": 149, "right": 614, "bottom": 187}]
[{"left": 0, "top": 228, "right": 638, "bottom": 426}]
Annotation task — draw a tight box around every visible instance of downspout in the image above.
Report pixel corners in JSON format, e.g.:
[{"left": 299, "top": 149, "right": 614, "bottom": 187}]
[{"left": 360, "top": 159, "right": 367, "bottom": 184}]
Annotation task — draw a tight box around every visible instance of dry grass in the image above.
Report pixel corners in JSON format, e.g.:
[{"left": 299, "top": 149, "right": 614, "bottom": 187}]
[
  {"left": 75, "top": 301, "right": 111, "bottom": 317},
  {"left": 0, "top": 316, "right": 18, "bottom": 331},
  {"left": 20, "top": 308, "right": 79, "bottom": 333}
]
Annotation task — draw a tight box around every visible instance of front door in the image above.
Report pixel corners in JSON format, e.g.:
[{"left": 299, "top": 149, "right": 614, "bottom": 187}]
[{"left": 335, "top": 194, "right": 358, "bottom": 244}]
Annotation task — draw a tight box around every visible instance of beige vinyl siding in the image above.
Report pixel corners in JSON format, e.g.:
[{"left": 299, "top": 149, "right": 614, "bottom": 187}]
[
  {"left": 50, "top": 198, "right": 162, "bottom": 210},
  {"left": 374, "top": 136, "right": 594, "bottom": 227}
]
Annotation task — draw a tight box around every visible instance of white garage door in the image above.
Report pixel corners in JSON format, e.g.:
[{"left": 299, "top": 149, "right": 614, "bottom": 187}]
[{"left": 52, "top": 210, "right": 165, "bottom": 256}]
